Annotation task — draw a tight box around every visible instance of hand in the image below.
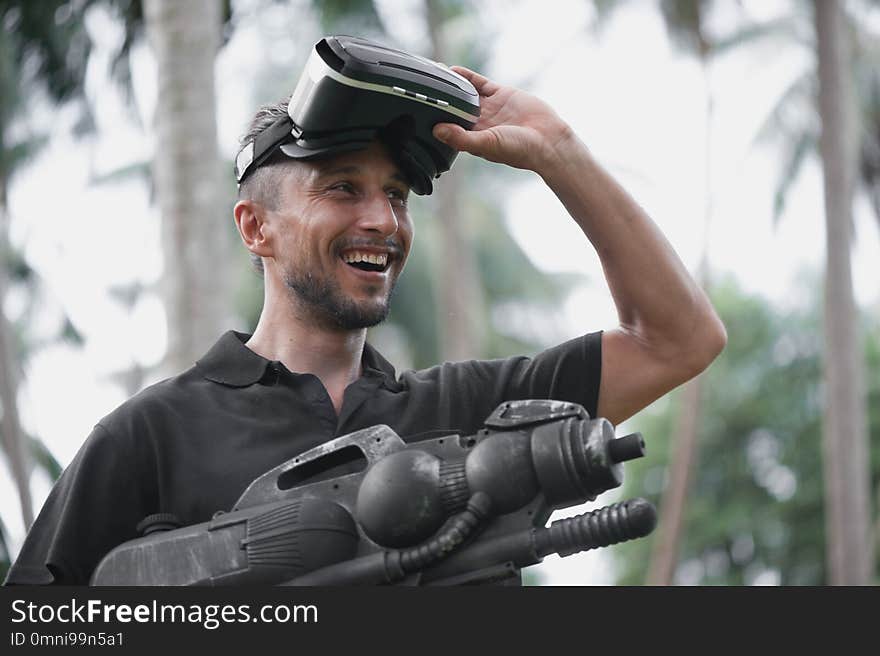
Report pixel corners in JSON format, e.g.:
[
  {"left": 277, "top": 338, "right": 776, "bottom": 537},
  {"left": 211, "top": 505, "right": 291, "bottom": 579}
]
[{"left": 432, "top": 66, "right": 574, "bottom": 176}]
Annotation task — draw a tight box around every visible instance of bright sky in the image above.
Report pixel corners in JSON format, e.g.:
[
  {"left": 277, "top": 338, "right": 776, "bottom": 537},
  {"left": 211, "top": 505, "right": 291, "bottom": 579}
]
[{"left": 2, "top": 0, "right": 878, "bottom": 586}]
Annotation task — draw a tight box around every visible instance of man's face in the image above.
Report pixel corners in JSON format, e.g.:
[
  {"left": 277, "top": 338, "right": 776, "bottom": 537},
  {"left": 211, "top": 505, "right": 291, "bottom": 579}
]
[{"left": 266, "top": 141, "right": 414, "bottom": 330}]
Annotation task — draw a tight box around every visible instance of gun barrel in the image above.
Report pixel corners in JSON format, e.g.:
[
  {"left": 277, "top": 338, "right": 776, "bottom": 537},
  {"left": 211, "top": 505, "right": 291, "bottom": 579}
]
[
  {"left": 535, "top": 497, "right": 657, "bottom": 558},
  {"left": 607, "top": 433, "right": 646, "bottom": 464},
  {"left": 417, "top": 498, "right": 657, "bottom": 584}
]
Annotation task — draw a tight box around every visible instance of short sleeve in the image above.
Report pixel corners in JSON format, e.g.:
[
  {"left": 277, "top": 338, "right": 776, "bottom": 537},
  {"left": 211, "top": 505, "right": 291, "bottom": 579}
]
[
  {"left": 4, "top": 423, "right": 157, "bottom": 585},
  {"left": 498, "top": 331, "right": 603, "bottom": 417},
  {"left": 396, "top": 331, "right": 604, "bottom": 438}
]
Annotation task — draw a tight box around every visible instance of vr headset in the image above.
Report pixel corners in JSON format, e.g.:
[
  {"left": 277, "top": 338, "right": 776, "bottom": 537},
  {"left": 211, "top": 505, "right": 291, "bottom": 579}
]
[{"left": 235, "top": 35, "right": 481, "bottom": 195}]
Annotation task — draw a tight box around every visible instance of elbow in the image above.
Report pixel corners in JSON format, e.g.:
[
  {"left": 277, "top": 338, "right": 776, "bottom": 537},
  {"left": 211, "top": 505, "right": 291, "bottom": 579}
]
[
  {"left": 682, "top": 310, "right": 727, "bottom": 378},
  {"left": 703, "top": 315, "right": 728, "bottom": 367}
]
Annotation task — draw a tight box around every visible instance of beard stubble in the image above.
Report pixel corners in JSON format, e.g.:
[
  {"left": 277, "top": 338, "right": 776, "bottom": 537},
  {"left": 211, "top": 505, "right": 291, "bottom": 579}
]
[{"left": 283, "top": 265, "right": 398, "bottom": 330}]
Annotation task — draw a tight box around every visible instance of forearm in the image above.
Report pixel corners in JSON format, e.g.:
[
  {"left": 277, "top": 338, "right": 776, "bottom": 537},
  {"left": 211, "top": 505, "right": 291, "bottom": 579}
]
[
  {"left": 433, "top": 65, "right": 726, "bottom": 420},
  {"left": 539, "top": 130, "right": 726, "bottom": 368}
]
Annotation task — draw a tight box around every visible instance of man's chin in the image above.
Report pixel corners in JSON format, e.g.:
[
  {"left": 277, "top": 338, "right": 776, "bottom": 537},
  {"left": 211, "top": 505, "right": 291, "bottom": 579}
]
[
  {"left": 333, "top": 303, "right": 389, "bottom": 330},
  {"left": 314, "top": 292, "right": 391, "bottom": 330},
  {"left": 284, "top": 269, "right": 396, "bottom": 330}
]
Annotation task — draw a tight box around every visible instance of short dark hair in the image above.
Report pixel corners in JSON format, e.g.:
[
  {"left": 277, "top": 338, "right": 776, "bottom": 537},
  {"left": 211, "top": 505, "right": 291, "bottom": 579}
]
[{"left": 237, "top": 96, "right": 297, "bottom": 276}]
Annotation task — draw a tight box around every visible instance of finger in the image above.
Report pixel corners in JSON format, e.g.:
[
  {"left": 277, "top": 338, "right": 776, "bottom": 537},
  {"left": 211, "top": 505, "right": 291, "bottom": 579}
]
[
  {"left": 450, "top": 65, "right": 501, "bottom": 97},
  {"left": 433, "top": 123, "right": 497, "bottom": 158}
]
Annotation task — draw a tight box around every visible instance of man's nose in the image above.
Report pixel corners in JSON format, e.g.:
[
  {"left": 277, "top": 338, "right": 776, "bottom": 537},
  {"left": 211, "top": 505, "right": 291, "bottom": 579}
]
[{"left": 356, "top": 192, "right": 399, "bottom": 236}]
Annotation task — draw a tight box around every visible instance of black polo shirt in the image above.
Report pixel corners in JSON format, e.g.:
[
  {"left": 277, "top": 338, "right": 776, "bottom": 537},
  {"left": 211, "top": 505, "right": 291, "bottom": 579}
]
[{"left": 5, "top": 330, "right": 602, "bottom": 585}]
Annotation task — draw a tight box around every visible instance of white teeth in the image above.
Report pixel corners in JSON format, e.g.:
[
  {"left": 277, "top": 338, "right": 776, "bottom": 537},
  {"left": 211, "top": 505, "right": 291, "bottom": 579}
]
[{"left": 342, "top": 251, "right": 388, "bottom": 267}]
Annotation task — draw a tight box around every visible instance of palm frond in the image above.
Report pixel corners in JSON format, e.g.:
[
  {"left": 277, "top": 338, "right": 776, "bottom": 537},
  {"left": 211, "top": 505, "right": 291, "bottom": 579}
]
[
  {"left": 587, "top": 0, "right": 631, "bottom": 37},
  {"left": 712, "top": 15, "right": 802, "bottom": 58},
  {"left": 752, "top": 70, "right": 816, "bottom": 147},
  {"left": 89, "top": 159, "right": 151, "bottom": 187},
  {"left": 29, "top": 433, "right": 62, "bottom": 482},
  {"left": 772, "top": 129, "right": 815, "bottom": 226},
  {"left": 658, "top": 0, "right": 709, "bottom": 57},
  {"left": 0, "top": 137, "right": 49, "bottom": 187}
]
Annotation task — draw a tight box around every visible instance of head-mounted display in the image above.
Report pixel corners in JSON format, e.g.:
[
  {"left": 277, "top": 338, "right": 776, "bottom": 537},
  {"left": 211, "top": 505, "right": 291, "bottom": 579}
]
[{"left": 235, "top": 35, "right": 481, "bottom": 195}]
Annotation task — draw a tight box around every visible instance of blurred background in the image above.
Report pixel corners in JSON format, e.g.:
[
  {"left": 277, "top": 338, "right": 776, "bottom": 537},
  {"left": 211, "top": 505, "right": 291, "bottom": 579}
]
[{"left": 0, "top": 0, "right": 877, "bottom": 585}]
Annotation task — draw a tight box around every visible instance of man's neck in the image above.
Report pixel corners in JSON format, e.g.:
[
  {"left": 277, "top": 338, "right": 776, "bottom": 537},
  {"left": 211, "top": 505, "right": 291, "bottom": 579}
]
[{"left": 245, "top": 301, "right": 367, "bottom": 412}]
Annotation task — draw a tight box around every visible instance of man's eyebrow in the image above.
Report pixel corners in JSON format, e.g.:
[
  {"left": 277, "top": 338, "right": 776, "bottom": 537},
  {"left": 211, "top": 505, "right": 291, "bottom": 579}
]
[
  {"left": 316, "top": 164, "right": 361, "bottom": 178},
  {"left": 315, "top": 164, "right": 410, "bottom": 187},
  {"left": 390, "top": 171, "right": 410, "bottom": 186}
]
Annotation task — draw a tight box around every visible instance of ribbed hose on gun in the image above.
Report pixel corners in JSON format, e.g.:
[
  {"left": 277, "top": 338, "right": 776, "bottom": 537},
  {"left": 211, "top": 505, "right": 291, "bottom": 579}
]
[
  {"left": 394, "top": 491, "right": 492, "bottom": 575},
  {"left": 534, "top": 498, "right": 657, "bottom": 558},
  {"left": 282, "top": 493, "right": 493, "bottom": 586}
]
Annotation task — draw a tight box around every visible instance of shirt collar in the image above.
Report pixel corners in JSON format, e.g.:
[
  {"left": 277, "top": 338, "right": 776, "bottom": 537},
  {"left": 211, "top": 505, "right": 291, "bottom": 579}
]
[
  {"left": 361, "top": 341, "right": 401, "bottom": 391},
  {"left": 196, "top": 330, "right": 400, "bottom": 389},
  {"left": 195, "top": 331, "right": 272, "bottom": 386}
]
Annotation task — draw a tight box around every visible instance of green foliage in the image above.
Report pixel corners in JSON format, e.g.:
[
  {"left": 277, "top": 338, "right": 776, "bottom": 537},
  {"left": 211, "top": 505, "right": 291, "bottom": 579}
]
[
  {"left": 379, "top": 157, "right": 579, "bottom": 370},
  {"left": 0, "top": 1, "right": 92, "bottom": 105},
  {"left": 865, "top": 315, "right": 880, "bottom": 533},
  {"left": 101, "top": 0, "right": 234, "bottom": 103},
  {"left": 0, "top": 0, "right": 92, "bottom": 182},
  {"left": 382, "top": 221, "right": 441, "bottom": 368},
  {"left": 309, "top": 0, "right": 384, "bottom": 34},
  {"left": 614, "top": 277, "right": 878, "bottom": 585},
  {"left": 0, "top": 0, "right": 146, "bottom": 533}
]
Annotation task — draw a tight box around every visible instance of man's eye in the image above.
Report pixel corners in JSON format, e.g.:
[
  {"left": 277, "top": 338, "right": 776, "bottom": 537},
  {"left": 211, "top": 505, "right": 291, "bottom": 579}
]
[
  {"left": 386, "top": 188, "right": 409, "bottom": 206},
  {"left": 331, "top": 182, "right": 356, "bottom": 194}
]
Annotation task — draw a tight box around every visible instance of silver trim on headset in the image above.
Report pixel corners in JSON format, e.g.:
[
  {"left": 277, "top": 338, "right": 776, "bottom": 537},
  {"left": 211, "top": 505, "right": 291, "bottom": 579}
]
[
  {"left": 235, "top": 141, "right": 255, "bottom": 182},
  {"left": 289, "top": 51, "right": 480, "bottom": 124}
]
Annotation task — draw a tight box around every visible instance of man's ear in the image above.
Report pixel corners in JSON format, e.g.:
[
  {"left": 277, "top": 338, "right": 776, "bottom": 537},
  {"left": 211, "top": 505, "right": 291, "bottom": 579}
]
[{"left": 234, "top": 199, "right": 273, "bottom": 259}]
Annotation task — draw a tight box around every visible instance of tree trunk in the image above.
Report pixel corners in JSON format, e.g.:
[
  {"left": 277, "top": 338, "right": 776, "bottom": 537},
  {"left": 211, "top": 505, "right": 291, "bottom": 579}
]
[
  {"left": 868, "top": 181, "right": 880, "bottom": 239},
  {"left": 0, "top": 178, "right": 34, "bottom": 528},
  {"left": 425, "top": 0, "right": 486, "bottom": 361},
  {"left": 814, "top": 0, "right": 874, "bottom": 585},
  {"left": 646, "top": 374, "right": 704, "bottom": 584},
  {"left": 144, "top": 0, "right": 228, "bottom": 375},
  {"left": 646, "top": 52, "right": 714, "bottom": 585}
]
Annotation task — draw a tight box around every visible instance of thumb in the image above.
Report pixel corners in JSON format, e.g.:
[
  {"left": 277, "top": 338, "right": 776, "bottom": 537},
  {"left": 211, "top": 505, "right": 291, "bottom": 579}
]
[
  {"left": 433, "top": 123, "right": 496, "bottom": 157},
  {"left": 433, "top": 123, "right": 466, "bottom": 146}
]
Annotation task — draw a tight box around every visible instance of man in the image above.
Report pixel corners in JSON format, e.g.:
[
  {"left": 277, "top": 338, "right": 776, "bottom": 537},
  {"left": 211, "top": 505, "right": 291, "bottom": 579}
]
[{"left": 5, "top": 61, "right": 725, "bottom": 585}]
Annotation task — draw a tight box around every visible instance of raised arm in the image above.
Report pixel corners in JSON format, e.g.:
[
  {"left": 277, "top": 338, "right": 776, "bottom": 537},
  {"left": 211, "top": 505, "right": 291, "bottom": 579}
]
[{"left": 433, "top": 66, "right": 727, "bottom": 425}]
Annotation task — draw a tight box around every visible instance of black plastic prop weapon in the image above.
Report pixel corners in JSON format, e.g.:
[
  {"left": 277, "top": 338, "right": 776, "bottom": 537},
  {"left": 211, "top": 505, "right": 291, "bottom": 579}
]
[{"left": 91, "top": 400, "right": 656, "bottom": 586}]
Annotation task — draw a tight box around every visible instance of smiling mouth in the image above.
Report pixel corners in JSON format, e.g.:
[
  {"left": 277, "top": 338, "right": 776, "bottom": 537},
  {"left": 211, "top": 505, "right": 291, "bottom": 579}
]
[{"left": 340, "top": 250, "right": 392, "bottom": 273}]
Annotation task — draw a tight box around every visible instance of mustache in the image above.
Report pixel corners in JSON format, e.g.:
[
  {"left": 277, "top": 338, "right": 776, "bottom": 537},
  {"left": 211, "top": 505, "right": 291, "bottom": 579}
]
[{"left": 333, "top": 237, "right": 404, "bottom": 257}]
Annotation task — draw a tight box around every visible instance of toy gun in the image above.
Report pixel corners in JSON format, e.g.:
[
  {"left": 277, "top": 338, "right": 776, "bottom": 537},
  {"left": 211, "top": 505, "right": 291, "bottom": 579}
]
[{"left": 91, "top": 400, "right": 656, "bottom": 586}]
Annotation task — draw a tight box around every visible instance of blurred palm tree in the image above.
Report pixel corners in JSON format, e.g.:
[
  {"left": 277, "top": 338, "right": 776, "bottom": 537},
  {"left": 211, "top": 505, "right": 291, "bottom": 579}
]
[
  {"left": 616, "top": 274, "right": 878, "bottom": 585},
  {"left": 0, "top": 0, "right": 233, "bottom": 576},
  {"left": 639, "top": 0, "right": 786, "bottom": 586},
  {"left": 593, "top": 0, "right": 876, "bottom": 585},
  {"left": 143, "top": 0, "right": 230, "bottom": 376},
  {"left": 762, "top": 1, "right": 880, "bottom": 234},
  {"left": 747, "top": 0, "right": 875, "bottom": 585},
  {"left": 640, "top": 0, "right": 718, "bottom": 586},
  {"left": 424, "top": 0, "right": 487, "bottom": 361},
  {"left": 588, "top": 0, "right": 755, "bottom": 586},
  {"left": 812, "top": 0, "right": 873, "bottom": 585},
  {"left": 0, "top": 0, "right": 94, "bottom": 535},
  {"left": 85, "top": 0, "right": 236, "bottom": 384}
]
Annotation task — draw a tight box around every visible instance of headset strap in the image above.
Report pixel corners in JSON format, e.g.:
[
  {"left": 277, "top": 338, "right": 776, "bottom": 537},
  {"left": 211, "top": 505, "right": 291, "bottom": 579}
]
[{"left": 235, "top": 115, "right": 302, "bottom": 184}]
